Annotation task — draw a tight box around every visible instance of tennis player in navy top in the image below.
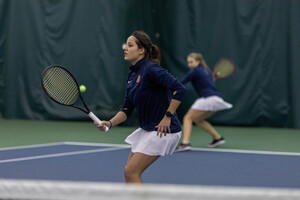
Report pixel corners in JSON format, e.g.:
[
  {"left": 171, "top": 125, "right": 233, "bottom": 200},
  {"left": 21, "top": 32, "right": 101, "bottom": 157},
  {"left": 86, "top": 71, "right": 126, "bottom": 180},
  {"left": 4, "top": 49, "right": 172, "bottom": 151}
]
[
  {"left": 96, "top": 31, "right": 186, "bottom": 184},
  {"left": 176, "top": 53, "right": 232, "bottom": 151}
]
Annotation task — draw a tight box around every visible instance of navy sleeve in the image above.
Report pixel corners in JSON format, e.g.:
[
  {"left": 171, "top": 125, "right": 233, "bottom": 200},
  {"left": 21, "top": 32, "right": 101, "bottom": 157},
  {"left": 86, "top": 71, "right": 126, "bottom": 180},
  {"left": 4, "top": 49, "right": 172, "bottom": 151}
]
[
  {"left": 148, "top": 64, "right": 186, "bottom": 101},
  {"left": 120, "top": 91, "right": 134, "bottom": 118},
  {"left": 180, "top": 69, "right": 194, "bottom": 85}
]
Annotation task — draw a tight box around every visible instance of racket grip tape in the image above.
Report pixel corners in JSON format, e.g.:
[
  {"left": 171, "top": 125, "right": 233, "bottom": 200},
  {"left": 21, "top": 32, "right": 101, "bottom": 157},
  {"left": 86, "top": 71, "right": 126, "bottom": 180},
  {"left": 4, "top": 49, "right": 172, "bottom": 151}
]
[{"left": 88, "top": 112, "right": 109, "bottom": 132}]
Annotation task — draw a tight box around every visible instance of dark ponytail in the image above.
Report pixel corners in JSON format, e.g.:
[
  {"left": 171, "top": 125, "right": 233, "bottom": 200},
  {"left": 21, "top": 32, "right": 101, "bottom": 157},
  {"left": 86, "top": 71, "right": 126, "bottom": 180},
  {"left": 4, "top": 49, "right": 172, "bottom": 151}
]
[
  {"left": 148, "top": 45, "right": 160, "bottom": 65},
  {"left": 132, "top": 31, "right": 161, "bottom": 65}
]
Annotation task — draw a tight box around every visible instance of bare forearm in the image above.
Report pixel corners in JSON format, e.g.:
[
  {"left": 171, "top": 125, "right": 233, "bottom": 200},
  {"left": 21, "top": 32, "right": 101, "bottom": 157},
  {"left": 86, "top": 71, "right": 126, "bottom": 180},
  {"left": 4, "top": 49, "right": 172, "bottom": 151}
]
[
  {"left": 166, "top": 99, "right": 181, "bottom": 114},
  {"left": 110, "top": 111, "right": 127, "bottom": 127},
  {"left": 156, "top": 99, "right": 182, "bottom": 136}
]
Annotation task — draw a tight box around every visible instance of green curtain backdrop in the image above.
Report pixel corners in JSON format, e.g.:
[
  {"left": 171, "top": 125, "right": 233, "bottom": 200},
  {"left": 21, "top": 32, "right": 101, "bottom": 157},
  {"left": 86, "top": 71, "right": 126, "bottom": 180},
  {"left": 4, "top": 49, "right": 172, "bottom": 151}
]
[{"left": 0, "top": 0, "right": 299, "bottom": 128}]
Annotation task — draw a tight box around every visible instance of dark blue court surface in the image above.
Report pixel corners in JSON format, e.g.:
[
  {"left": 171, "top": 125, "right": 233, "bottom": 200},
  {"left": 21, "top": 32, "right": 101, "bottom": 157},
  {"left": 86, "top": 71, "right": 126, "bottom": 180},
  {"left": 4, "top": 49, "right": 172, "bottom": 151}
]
[{"left": 0, "top": 142, "right": 299, "bottom": 189}]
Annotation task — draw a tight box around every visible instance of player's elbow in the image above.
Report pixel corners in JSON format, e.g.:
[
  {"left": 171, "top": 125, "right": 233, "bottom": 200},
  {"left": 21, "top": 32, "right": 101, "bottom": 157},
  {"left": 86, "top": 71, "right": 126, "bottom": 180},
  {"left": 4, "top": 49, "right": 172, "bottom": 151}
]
[{"left": 172, "top": 85, "right": 187, "bottom": 101}]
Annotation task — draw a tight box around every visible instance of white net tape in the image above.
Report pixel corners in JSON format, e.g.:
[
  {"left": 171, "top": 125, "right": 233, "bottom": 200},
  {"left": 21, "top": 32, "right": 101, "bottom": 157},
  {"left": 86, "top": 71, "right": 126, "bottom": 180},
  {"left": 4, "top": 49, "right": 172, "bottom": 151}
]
[{"left": 0, "top": 179, "right": 300, "bottom": 200}]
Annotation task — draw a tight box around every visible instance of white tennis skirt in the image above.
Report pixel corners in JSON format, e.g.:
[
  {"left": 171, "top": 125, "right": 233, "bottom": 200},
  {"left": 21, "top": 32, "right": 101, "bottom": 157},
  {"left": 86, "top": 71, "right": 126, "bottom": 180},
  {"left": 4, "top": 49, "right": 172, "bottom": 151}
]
[
  {"left": 125, "top": 128, "right": 181, "bottom": 156},
  {"left": 191, "top": 96, "right": 233, "bottom": 111}
]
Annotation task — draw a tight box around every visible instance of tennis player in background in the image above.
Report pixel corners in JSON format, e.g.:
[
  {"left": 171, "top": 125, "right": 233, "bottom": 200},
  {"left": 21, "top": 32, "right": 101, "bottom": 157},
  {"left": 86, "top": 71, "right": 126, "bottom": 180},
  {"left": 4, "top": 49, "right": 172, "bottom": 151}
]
[
  {"left": 176, "top": 53, "right": 232, "bottom": 151},
  {"left": 96, "top": 31, "right": 186, "bottom": 184}
]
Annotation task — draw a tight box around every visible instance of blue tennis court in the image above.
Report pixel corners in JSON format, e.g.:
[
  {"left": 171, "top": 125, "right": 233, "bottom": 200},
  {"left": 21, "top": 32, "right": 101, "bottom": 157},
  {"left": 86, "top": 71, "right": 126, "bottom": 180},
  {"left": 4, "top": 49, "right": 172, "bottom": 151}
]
[{"left": 1, "top": 142, "right": 299, "bottom": 189}]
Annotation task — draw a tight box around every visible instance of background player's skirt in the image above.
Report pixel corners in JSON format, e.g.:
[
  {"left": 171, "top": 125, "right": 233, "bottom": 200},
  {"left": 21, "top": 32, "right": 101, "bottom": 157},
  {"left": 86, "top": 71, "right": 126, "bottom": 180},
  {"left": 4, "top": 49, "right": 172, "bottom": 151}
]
[
  {"left": 191, "top": 95, "right": 233, "bottom": 111},
  {"left": 125, "top": 128, "right": 181, "bottom": 156}
]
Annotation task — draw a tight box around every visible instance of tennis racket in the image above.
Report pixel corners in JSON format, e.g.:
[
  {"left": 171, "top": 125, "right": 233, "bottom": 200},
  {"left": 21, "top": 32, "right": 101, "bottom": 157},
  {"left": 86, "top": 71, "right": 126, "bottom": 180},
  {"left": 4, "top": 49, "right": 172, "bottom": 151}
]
[
  {"left": 212, "top": 58, "right": 235, "bottom": 80},
  {"left": 41, "top": 65, "right": 109, "bottom": 131}
]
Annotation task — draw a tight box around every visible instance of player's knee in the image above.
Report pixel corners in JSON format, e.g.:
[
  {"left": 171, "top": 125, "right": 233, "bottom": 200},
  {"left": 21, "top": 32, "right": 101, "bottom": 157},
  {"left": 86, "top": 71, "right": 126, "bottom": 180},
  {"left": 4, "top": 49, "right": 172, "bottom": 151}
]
[
  {"left": 194, "top": 118, "right": 204, "bottom": 123},
  {"left": 124, "top": 165, "right": 128, "bottom": 178},
  {"left": 124, "top": 165, "right": 138, "bottom": 181},
  {"left": 183, "top": 114, "right": 192, "bottom": 121}
]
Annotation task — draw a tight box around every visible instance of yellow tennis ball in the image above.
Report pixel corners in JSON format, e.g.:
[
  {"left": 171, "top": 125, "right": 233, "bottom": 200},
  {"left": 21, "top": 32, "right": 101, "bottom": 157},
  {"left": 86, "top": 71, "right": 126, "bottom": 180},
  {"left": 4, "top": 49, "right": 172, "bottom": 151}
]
[
  {"left": 217, "top": 72, "right": 221, "bottom": 76},
  {"left": 80, "top": 85, "right": 86, "bottom": 92}
]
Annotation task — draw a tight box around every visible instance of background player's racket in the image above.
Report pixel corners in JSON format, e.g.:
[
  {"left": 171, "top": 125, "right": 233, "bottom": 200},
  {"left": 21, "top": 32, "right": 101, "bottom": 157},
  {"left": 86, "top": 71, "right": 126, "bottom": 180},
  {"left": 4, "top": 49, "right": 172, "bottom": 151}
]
[
  {"left": 41, "top": 65, "right": 109, "bottom": 131},
  {"left": 212, "top": 58, "right": 235, "bottom": 80}
]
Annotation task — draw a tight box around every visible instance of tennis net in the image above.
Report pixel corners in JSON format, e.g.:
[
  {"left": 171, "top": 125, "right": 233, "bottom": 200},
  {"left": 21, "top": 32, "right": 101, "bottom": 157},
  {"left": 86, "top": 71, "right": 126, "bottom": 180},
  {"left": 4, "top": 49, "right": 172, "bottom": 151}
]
[{"left": 0, "top": 179, "right": 300, "bottom": 200}]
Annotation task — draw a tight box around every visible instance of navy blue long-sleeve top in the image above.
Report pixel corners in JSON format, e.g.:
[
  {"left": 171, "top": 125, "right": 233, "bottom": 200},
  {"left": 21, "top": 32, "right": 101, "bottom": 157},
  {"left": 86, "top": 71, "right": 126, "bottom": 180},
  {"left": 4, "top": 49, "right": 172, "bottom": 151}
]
[
  {"left": 120, "top": 58, "right": 186, "bottom": 133},
  {"left": 181, "top": 64, "right": 220, "bottom": 97}
]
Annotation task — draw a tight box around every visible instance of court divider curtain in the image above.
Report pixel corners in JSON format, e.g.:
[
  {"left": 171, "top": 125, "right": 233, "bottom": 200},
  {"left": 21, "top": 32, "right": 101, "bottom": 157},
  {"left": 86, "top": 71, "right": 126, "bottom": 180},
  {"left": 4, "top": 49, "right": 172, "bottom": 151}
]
[{"left": 0, "top": 0, "right": 299, "bottom": 128}]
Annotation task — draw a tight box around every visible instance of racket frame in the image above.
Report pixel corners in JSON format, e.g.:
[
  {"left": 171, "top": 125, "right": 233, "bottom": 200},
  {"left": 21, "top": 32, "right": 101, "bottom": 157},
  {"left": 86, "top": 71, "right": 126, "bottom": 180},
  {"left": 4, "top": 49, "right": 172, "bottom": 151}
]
[
  {"left": 212, "top": 58, "right": 235, "bottom": 80},
  {"left": 41, "top": 65, "right": 109, "bottom": 131},
  {"left": 41, "top": 65, "right": 89, "bottom": 113}
]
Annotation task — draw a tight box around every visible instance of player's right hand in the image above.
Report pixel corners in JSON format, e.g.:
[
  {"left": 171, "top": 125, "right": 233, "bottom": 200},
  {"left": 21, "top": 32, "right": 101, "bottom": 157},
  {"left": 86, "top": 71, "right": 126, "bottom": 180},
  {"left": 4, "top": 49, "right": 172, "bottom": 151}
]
[{"left": 95, "top": 121, "right": 111, "bottom": 131}]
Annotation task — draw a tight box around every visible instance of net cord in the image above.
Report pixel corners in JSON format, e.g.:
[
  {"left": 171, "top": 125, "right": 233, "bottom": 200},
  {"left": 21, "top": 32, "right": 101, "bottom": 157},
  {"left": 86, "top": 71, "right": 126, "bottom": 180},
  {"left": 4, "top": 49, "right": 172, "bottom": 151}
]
[{"left": 0, "top": 179, "right": 299, "bottom": 200}]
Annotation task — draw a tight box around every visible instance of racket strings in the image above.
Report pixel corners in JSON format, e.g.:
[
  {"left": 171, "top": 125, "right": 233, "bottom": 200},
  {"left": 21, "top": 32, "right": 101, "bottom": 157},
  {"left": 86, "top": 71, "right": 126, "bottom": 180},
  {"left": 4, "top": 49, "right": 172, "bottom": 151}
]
[
  {"left": 44, "top": 71, "right": 78, "bottom": 105},
  {"left": 51, "top": 68, "right": 78, "bottom": 103},
  {"left": 42, "top": 67, "right": 79, "bottom": 105},
  {"left": 46, "top": 68, "right": 78, "bottom": 104},
  {"left": 43, "top": 71, "right": 74, "bottom": 104}
]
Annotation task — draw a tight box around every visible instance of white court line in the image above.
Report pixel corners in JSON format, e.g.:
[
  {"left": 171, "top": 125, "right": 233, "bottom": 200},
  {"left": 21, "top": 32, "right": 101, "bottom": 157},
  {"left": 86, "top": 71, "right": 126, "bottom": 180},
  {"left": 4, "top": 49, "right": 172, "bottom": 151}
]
[
  {"left": 0, "top": 147, "right": 127, "bottom": 164},
  {"left": 64, "top": 141, "right": 300, "bottom": 156},
  {"left": 1, "top": 141, "right": 299, "bottom": 157},
  {"left": 0, "top": 142, "right": 67, "bottom": 151},
  {"left": 190, "top": 147, "right": 300, "bottom": 156},
  {"left": 63, "top": 141, "right": 130, "bottom": 148},
  {"left": 0, "top": 142, "right": 129, "bottom": 152}
]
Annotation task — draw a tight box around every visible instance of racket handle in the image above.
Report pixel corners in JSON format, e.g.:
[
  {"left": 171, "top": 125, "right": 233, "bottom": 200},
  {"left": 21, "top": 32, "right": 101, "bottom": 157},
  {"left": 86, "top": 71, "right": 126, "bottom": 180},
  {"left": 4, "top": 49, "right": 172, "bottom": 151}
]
[{"left": 88, "top": 112, "right": 109, "bottom": 132}]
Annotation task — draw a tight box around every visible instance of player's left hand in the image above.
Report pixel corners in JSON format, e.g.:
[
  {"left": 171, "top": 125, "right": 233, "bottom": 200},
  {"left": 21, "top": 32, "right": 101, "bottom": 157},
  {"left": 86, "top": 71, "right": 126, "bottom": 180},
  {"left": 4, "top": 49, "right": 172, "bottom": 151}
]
[{"left": 155, "top": 117, "right": 171, "bottom": 138}]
